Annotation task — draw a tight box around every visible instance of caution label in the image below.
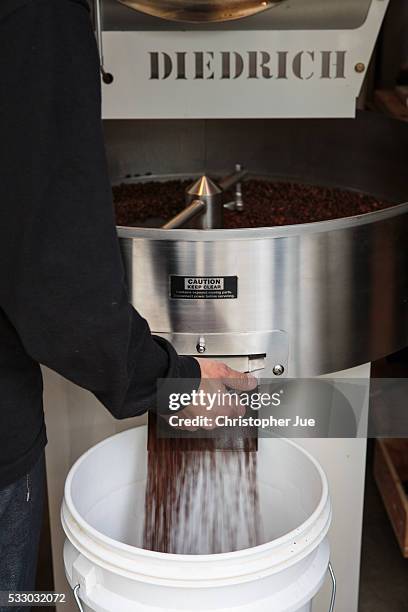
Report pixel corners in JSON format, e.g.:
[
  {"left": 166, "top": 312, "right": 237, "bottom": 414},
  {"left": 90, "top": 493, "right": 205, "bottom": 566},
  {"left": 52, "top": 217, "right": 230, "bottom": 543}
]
[{"left": 170, "top": 276, "right": 238, "bottom": 299}]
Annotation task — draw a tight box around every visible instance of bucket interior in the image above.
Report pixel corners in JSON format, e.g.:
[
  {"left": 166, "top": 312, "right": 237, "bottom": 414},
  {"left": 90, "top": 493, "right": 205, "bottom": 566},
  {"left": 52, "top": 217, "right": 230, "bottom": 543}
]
[{"left": 68, "top": 427, "right": 324, "bottom": 553}]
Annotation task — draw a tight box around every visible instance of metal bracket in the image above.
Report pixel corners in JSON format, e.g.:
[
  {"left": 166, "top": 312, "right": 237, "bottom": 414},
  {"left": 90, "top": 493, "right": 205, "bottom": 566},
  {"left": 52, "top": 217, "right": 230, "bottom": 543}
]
[{"left": 159, "top": 329, "right": 289, "bottom": 378}]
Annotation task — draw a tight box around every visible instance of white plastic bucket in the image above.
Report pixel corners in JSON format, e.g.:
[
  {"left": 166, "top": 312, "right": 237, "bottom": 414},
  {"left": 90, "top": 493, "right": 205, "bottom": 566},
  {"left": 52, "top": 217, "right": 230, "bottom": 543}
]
[{"left": 62, "top": 427, "right": 334, "bottom": 612}]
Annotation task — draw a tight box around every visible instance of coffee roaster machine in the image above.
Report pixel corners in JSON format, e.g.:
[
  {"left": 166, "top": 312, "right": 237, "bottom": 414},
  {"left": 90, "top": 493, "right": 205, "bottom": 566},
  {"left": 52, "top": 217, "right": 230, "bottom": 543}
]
[{"left": 42, "top": 1, "right": 408, "bottom": 610}]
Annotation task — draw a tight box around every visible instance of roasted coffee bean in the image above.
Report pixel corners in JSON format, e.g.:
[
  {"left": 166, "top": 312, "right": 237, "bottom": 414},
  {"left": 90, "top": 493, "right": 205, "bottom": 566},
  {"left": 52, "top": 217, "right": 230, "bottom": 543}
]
[
  {"left": 114, "top": 180, "right": 190, "bottom": 226},
  {"left": 223, "top": 180, "right": 394, "bottom": 228},
  {"left": 113, "top": 179, "right": 394, "bottom": 228}
]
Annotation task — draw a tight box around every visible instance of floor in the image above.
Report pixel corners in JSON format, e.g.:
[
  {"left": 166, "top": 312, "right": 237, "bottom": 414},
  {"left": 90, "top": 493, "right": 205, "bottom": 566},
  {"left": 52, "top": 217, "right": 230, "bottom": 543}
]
[{"left": 359, "top": 441, "right": 408, "bottom": 612}]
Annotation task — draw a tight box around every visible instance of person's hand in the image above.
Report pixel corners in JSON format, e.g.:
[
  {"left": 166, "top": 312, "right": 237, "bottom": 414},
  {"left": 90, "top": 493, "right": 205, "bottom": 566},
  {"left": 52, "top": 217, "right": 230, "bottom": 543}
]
[
  {"left": 175, "top": 358, "right": 258, "bottom": 431},
  {"left": 197, "top": 358, "right": 257, "bottom": 392}
]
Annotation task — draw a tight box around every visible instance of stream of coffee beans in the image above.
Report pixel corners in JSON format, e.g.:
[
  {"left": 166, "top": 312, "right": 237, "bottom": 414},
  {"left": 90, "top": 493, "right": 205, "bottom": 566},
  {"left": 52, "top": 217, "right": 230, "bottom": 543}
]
[
  {"left": 143, "top": 446, "right": 262, "bottom": 554},
  {"left": 144, "top": 415, "right": 261, "bottom": 554},
  {"left": 113, "top": 178, "right": 394, "bottom": 228}
]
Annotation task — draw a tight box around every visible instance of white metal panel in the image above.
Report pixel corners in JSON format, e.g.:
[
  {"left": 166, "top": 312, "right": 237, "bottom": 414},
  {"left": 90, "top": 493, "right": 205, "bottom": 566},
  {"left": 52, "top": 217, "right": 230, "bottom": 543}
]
[
  {"left": 298, "top": 363, "right": 371, "bottom": 612},
  {"left": 101, "top": 0, "right": 388, "bottom": 119}
]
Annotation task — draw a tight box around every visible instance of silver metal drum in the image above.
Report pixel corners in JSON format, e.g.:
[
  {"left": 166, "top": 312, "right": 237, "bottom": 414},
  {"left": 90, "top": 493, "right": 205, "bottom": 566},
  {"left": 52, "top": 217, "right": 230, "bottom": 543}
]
[{"left": 111, "top": 112, "right": 408, "bottom": 376}]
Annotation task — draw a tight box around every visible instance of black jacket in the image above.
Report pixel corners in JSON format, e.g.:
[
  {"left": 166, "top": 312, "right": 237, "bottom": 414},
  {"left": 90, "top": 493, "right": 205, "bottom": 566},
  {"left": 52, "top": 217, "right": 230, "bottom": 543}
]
[{"left": 0, "top": 0, "right": 200, "bottom": 486}]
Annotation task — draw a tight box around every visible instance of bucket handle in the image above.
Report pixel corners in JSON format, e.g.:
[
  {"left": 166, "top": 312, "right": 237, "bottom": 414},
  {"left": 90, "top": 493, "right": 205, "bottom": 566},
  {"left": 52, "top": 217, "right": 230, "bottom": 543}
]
[
  {"left": 73, "top": 584, "right": 84, "bottom": 612},
  {"left": 328, "top": 562, "right": 336, "bottom": 612},
  {"left": 72, "top": 563, "right": 336, "bottom": 612}
]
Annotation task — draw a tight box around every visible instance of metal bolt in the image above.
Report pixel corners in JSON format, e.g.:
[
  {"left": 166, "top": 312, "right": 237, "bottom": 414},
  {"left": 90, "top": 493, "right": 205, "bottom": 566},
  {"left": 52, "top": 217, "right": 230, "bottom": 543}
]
[
  {"left": 273, "top": 364, "right": 285, "bottom": 376},
  {"left": 355, "top": 63, "right": 365, "bottom": 73},
  {"left": 196, "top": 337, "right": 206, "bottom": 354},
  {"left": 102, "top": 72, "right": 114, "bottom": 84}
]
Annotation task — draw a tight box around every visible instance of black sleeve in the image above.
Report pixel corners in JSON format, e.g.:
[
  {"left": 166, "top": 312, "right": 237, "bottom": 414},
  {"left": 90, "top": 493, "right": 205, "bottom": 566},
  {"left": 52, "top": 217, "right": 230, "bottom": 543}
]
[{"left": 0, "top": 0, "right": 201, "bottom": 418}]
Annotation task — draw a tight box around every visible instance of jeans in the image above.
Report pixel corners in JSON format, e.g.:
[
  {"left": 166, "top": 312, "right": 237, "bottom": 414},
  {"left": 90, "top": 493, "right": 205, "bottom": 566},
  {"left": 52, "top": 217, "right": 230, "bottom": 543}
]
[{"left": 0, "top": 454, "right": 45, "bottom": 612}]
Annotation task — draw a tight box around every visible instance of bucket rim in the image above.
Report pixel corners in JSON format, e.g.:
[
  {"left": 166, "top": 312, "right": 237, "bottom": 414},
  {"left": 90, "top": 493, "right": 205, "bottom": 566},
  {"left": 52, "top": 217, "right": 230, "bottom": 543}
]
[{"left": 62, "top": 427, "right": 330, "bottom": 580}]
